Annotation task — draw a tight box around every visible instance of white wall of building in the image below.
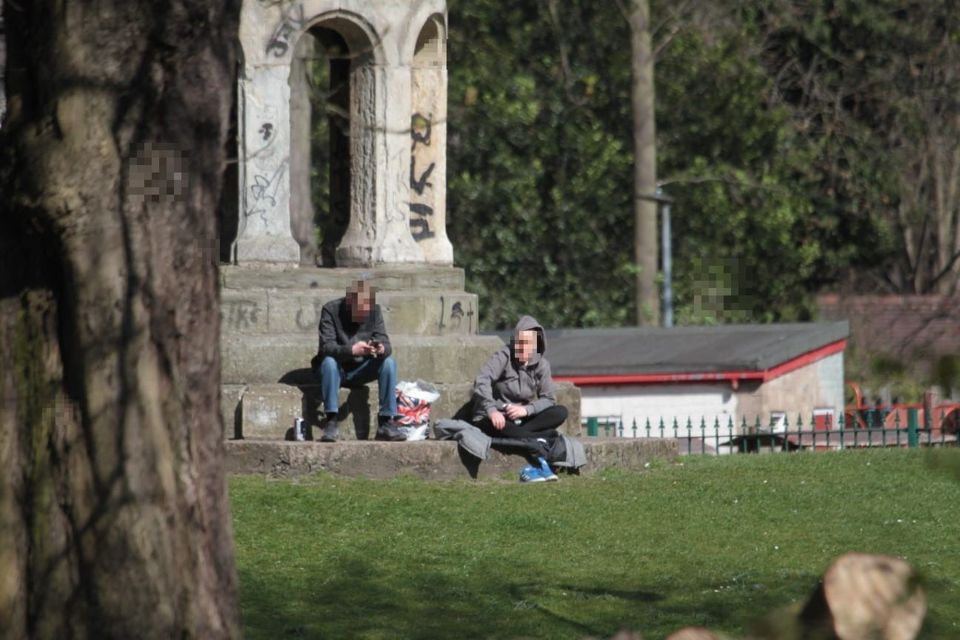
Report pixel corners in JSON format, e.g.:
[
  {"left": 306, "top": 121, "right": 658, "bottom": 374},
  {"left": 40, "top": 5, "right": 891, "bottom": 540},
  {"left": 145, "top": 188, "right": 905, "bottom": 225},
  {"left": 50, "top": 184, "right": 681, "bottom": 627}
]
[
  {"left": 580, "top": 383, "right": 737, "bottom": 437},
  {"left": 577, "top": 352, "right": 845, "bottom": 437}
]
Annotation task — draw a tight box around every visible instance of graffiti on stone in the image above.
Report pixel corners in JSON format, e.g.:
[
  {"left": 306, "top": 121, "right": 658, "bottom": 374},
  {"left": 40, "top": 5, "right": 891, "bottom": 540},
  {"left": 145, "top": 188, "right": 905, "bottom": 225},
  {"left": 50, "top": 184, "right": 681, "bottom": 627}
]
[
  {"left": 440, "top": 297, "right": 475, "bottom": 334},
  {"left": 223, "top": 300, "right": 262, "bottom": 330},
  {"left": 265, "top": 3, "right": 305, "bottom": 57},
  {"left": 259, "top": 123, "right": 273, "bottom": 141},
  {"left": 409, "top": 112, "right": 435, "bottom": 242},
  {"left": 295, "top": 300, "right": 322, "bottom": 331},
  {"left": 245, "top": 160, "right": 288, "bottom": 224},
  {"left": 409, "top": 205, "right": 435, "bottom": 241},
  {"left": 411, "top": 112, "right": 432, "bottom": 148},
  {"left": 410, "top": 157, "right": 435, "bottom": 196}
]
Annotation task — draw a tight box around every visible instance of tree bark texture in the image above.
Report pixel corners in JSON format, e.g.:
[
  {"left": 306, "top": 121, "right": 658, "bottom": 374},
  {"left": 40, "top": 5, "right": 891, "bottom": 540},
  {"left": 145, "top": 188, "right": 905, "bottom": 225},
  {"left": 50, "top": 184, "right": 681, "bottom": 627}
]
[
  {"left": 629, "top": 0, "right": 659, "bottom": 325},
  {"left": 0, "top": 1, "right": 240, "bottom": 638}
]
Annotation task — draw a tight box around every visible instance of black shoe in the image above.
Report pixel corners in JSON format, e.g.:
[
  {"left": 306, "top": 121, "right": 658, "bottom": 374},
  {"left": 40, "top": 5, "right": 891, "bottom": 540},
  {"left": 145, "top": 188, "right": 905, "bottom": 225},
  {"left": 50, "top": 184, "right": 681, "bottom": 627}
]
[
  {"left": 320, "top": 420, "right": 339, "bottom": 443},
  {"left": 375, "top": 421, "right": 406, "bottom": 442}
]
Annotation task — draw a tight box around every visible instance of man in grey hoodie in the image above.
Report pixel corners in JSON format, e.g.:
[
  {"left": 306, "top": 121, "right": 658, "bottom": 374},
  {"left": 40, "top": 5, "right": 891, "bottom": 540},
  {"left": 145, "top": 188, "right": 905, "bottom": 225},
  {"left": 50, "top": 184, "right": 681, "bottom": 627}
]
[{"left": 471, "top": 315, "right": 568, "bottom": 438}]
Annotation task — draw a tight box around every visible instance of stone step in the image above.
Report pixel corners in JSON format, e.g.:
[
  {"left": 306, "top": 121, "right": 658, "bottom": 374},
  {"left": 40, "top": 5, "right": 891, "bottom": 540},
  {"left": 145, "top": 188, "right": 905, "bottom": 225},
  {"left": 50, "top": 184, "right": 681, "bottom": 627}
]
[
  {"left": 221, "top": 333, "right": 504, "bottom": 385},
  {"left": 221, "top": 288, "right": 479, "bottom": 337},
  {"left": 221, "top": 265, "right": 465, "bottom": 292},
  {"left": 225, "top": 381, "right": 583, "bottom": 441},
  {"left": 224, "top": 438, "right": 680, "bottom": 480}
]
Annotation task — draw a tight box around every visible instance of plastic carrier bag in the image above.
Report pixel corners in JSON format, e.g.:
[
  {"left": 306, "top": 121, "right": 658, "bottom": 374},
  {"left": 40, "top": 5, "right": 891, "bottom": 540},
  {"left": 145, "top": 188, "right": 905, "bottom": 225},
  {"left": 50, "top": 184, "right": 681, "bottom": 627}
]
[{"left": 394, "top": 380, "right": 441, "bottom": 441}]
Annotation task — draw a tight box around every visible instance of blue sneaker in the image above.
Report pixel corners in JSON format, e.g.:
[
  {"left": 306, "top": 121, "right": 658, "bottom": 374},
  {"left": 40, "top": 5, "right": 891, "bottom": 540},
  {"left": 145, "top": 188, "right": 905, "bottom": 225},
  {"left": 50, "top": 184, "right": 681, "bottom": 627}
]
[
  {"left": 537, "top": 457, "right": 559, "bottom": 482},
  {"left": 519, "top": 465, "right": 548, "bottom": 483}
]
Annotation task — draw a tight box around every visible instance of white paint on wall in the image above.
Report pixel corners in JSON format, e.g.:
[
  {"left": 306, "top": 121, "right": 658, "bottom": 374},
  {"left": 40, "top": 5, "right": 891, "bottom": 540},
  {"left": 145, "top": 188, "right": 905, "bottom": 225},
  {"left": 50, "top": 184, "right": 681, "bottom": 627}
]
[{"left": 579, "top": 383, "right": 737, "bottom": 437}]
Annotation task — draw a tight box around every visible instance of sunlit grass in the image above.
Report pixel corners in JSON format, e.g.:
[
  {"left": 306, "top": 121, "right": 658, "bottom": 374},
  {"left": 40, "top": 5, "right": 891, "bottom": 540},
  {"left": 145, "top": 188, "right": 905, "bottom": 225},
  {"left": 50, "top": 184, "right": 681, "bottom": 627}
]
[{"left": 230, "top": 449, "right": 960, "bottom": 639}]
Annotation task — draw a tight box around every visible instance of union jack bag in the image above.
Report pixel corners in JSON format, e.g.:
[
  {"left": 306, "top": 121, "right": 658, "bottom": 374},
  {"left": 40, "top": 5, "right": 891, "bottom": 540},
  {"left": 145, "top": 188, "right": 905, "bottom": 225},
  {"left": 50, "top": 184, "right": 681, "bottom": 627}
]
[{"left": 395, "top": 380, "right": 441, "bottom": 440}]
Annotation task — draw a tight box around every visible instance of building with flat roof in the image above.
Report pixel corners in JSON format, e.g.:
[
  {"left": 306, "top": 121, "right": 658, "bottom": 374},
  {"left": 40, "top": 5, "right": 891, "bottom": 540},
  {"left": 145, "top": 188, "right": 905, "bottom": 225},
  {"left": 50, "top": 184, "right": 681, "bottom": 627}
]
[{"left": 492, "top": 322, "right": 849, "bottom": 437}]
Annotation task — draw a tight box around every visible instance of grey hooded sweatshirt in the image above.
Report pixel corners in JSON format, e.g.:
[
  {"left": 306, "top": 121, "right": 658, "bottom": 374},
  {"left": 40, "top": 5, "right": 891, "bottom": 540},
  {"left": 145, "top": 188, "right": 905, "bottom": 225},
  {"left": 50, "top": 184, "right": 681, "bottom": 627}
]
[{"left": 471, "top": 315, "right": 557, "bottom": 422}]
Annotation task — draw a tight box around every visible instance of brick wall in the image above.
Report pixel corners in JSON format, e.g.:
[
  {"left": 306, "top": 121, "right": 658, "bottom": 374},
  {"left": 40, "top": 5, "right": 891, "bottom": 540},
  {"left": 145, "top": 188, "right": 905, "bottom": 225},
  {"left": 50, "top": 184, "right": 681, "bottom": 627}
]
[{"left": 817, "top": 294, "right": 960, "bottom": 358}]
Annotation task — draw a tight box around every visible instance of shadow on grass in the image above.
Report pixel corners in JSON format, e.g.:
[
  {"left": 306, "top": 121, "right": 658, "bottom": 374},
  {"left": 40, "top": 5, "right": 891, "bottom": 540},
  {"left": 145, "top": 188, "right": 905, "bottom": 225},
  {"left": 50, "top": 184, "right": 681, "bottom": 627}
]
[
  {"left": 239, "top": 553, "right": 672, "bottom": 639},
  {"left": 240, "top": 554, "right": 958, "bottom": 639},
  {"left": 239, "top": 554, "right": 829, "bottom": 639}
]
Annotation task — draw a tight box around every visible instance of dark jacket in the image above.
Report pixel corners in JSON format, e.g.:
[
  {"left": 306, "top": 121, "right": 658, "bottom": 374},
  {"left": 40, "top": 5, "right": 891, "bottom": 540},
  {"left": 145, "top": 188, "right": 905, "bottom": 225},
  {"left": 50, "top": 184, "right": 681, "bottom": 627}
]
[
  {"left": 472, "top": 315, "right": 557, "bottom": 421},
  {"left": 311, "top": 297, "right": 392, "bottom": 371}
]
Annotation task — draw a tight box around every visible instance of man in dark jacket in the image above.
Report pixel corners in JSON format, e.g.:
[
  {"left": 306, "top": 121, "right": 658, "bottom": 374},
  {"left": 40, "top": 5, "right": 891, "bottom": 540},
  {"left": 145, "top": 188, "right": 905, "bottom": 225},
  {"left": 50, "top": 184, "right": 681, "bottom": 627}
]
[
  {"left": 311, "top": 279, "right": 399, "bottom": 442},
  {"left": 471, "top": 315, "right": 568, "bottom": 439}
]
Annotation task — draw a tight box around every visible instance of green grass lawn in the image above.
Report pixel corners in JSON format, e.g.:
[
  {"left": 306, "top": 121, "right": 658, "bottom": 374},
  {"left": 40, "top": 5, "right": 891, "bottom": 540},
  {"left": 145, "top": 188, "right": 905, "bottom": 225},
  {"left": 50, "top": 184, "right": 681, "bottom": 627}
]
[{"left": 230, "top": 449, "right": 960, "bottom": 639}]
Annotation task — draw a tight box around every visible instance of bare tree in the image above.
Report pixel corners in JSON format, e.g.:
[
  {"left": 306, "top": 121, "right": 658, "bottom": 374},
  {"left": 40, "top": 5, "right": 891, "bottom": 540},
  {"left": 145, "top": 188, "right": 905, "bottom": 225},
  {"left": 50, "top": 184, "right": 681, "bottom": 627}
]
[
  {"left": 0, "top": 1, "right": 240, "bottom": 637},
  {"left": 760, "top": 0, "right": 960, "bottom": 296}
]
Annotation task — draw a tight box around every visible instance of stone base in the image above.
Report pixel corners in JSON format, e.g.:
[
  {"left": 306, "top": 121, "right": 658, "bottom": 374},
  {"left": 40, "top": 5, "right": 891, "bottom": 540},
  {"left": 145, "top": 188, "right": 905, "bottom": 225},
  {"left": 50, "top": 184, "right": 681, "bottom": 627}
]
[
  {"left": 225, "top": 437, "right": 679, "bottom": 480},
  {"left": 231, "top": 236, "right": 301, "bottom": 264},
  {"left": 224, "top": 381, "right": 583, "bottom": 440},
  {"left": 221, "top": 334, "right": 504, "bottom": 385}
]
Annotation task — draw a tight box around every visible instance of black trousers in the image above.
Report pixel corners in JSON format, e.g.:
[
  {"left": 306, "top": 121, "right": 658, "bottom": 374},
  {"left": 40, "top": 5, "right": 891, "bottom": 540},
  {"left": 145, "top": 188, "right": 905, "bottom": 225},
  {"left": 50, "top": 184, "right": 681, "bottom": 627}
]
[{"left": 473, "top": 404, "right": 569, "bottom": 440}]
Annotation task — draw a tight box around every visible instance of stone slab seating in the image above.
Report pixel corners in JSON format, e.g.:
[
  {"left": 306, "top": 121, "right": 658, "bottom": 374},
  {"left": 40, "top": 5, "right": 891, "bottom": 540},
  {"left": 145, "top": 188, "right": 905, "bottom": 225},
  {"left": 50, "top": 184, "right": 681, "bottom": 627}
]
[
  {"left": 225, "top": 381, "right": 583, "bottom": 441},
  {"left": 225, "top": 438, "right": 679, "bottom": 480},
  {"left": 221, "top": 265, "right": 583, "bottom": 444}
]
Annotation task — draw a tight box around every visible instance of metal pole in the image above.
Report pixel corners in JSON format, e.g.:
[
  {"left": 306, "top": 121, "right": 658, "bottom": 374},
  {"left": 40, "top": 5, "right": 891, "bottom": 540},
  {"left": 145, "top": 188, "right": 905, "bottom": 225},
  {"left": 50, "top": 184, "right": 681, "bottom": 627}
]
[
  {"left": 907, "top": 407, "right": 919, "bottom": 448},
  {"left": 638, "top": 188, "right": 675, "bottom": 328},
  {"left": 660, "top": 189, "right": 673, "bottom": 328}
]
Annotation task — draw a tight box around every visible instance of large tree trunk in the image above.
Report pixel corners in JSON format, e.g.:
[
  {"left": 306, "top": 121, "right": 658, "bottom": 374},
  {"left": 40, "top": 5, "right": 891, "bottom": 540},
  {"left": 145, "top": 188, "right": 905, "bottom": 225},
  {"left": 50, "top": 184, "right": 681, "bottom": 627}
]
[
  {"left": 0, "top": 1, "right": 240, "bottom": 638},
  {"left": 629, "top": 0, "right": 660, "bottom": 325}
]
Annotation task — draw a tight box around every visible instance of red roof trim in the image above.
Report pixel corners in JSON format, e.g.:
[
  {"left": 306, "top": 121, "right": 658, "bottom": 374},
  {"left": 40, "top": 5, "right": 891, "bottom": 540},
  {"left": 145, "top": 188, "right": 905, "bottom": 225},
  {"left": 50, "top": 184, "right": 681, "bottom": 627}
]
[{"left": 555, "top": 339, "right": 847, "bottom": 387}]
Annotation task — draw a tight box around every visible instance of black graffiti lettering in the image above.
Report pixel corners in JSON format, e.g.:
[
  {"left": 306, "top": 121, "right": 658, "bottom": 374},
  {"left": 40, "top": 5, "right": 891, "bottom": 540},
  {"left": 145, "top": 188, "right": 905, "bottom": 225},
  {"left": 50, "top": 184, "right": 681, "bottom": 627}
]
[
  {"left": 265, "top": 24, "right": 293, "bottom": 56},
  {"left": 410, "top": 158, "right": 435, "bottom": 195},
  {"left": 450, "top": 301, "right": 464, "bottom": 329},
  {"left": 411, "top": 113, "right": 432, "bottom": 148},
  {"left": 410, "top": 203, "right": 434, "bottom": 217},
  {"left": 265, "top": 4, "right": 305, "bottom": 57},
  {"left": 259, "top": 123, "right": 273, "bottom": 140},
  {"left": 410, "top": 217, "right": 435, "bottom": 241}
]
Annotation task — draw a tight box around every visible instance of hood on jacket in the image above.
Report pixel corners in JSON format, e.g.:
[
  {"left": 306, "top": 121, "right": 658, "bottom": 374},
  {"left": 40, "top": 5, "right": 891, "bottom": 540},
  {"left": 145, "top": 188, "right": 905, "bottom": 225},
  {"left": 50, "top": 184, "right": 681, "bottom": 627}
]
[{"left": 512, "top": 315, "right": 546, "bottom": 364}]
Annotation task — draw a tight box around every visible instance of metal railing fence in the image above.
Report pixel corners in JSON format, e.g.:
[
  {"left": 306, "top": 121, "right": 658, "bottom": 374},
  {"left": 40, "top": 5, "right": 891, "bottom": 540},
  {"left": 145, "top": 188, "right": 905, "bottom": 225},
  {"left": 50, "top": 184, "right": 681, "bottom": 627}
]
[{"left": 582, "top": 406, "right": 959, "bottom": 454}]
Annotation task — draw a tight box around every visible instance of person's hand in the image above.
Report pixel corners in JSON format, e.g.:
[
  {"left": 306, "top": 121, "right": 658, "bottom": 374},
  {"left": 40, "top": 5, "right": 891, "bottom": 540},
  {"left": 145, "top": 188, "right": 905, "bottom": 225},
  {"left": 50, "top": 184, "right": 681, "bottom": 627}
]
[
  {"left": 488, "top": 410, "right": 506, "bottom": 430},
  {"left": 373, "top": 341, "right": 386, "bottom": 356},
  {"left": 351, "top": 341, "right": 371, "bottom": 356},
  {"left": 504, "top": 403, "right": 528, "bottom": 420}
]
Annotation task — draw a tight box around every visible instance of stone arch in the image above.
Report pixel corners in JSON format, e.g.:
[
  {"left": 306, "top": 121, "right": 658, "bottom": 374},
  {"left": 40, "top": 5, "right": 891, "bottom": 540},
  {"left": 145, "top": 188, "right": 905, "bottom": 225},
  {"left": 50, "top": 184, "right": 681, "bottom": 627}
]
[
  {"left": 408, "top": 13, "right": 453, "bottom": 264},
  {"left": 288, "top": 11, "right": 382, "bottom": 266},
  {"left": 234, "top": 1, "right": 434, "bottom": 265}
]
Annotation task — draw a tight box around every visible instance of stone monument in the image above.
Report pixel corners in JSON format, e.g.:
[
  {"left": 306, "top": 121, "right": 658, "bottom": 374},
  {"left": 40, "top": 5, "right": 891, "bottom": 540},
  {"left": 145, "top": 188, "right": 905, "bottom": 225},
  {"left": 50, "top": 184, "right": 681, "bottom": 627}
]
[
  {"left": 233, "top": 0, "right": 453, "bottom": 265},
  {"left": 222, "top": 0, "right": 580, "bottom": 441}
]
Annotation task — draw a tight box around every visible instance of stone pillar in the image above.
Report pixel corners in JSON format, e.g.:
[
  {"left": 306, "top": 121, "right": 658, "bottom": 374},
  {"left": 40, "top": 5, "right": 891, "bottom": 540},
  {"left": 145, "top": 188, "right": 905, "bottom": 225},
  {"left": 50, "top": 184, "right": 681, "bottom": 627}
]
[
  {"left": 410, "top": 16, "right": 454, "bottom": 264},
  {"left": 234, "top": 62, "right": 301, "bottom": 264},
  {"left": 288, "top": 35, "right": 318, "bottom": 266},
  {"left": 334, "top": 48, "right": 424, "bottom": 265},
  {"left": 236, "top": 0, "right": 451, "bottom": 267}
]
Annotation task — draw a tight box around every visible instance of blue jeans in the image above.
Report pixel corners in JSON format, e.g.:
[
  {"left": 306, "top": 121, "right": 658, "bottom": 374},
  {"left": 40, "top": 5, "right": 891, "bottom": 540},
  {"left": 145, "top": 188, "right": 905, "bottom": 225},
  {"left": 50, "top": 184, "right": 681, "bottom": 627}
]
[{"left": 315, "top": 356, "right": 398, "bottom": 419}]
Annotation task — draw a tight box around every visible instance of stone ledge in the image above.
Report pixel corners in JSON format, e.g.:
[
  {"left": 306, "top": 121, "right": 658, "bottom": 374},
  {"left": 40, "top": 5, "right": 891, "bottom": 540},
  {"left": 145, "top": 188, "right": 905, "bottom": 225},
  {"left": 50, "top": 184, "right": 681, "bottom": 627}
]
[
  {"left": 228, "top": 380, "right": 583, "bottom": 440},
  {"left": 221, "top": 265, "right": 465, "bottom": 292},
  {"left": 224, "top": 437, "right": 678, "bottom": 480},
  {"left": 221, "top": 288, "right": 480, "bottom": 337},
  {"left": 222, "top": 333, "right": 503, "bottom": 385}
]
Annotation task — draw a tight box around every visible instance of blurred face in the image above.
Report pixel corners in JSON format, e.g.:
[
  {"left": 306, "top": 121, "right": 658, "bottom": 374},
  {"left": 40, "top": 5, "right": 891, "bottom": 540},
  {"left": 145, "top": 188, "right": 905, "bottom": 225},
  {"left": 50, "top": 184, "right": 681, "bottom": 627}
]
[
  {"left": 514, "top": 329, "right": 537, "bottom": 364},
  {"left": 346, "top": 282, "right": 374, "bottom": 322}
]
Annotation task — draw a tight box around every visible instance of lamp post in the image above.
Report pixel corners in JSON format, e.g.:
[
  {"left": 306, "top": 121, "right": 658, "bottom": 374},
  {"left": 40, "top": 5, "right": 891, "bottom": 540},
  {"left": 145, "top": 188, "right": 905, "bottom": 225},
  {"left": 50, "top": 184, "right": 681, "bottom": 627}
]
[{"left": 637, "top": 188, "right": 675, "bottom": 328}]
